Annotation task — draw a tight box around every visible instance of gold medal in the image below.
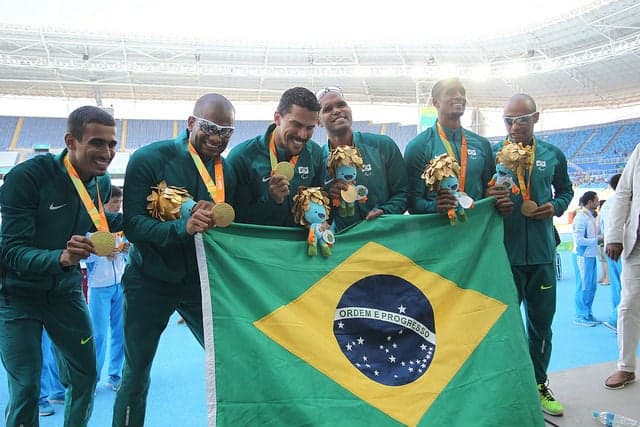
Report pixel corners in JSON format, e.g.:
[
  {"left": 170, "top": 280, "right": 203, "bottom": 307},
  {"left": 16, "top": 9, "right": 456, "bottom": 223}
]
[
  {"left": 274, "top": 162, "right": 295, "bottom": 181},
  {"left": 90, "top": 230, "right": 116, "bottom": 257},
  {"left": 341, "top": 185, "right": 358, "bottom": 203},
  {"left": 520, "top": 200, "right": 538, "bottom": 217},
  {"left": 212, "top": 203, "right": 235, "bottom": 227}
]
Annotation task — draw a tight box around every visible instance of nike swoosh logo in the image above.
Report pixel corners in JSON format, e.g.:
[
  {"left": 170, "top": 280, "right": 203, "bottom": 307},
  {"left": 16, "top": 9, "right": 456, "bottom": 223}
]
[
  {"left": 262, "top": 176, "right": 271, "bottom": 182},
  {"left": 49, "top": 203, "right": 66, "bottom": 210},
  {"left": 80, "top": 336, "right": 93, "bottom": 345},
  {"left": 324, "top": 178, "right": 335, "bottom": 185},
  {"left": 540, "top": 285, "right": 553, "bottom": 290}
]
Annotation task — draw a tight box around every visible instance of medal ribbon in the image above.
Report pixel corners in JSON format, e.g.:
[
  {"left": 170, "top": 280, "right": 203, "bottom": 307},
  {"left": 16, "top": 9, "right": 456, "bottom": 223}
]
[
  {"left": 503, "top": 139, "right": 536, "bottom": 201},
  {"left": 187, "top": 141, "right": 225, "bottom": 204},
  {"left": 436, "top": 122, "right": 467, "bottom": 192},
  {"left": 269, "top": 131, "right": 299, "bottom": 175},
  {"left": 63, "top": 154, "right": 109, "bottom": 232}
]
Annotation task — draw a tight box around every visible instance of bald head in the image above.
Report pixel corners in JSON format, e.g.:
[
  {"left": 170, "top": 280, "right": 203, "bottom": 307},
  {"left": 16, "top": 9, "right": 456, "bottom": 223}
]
[
  {"left": 193, "top": 93, "right": 235, "bottom": 118},
  {"left": 506, "top": 93, "right": 537, "bottom": 114}
]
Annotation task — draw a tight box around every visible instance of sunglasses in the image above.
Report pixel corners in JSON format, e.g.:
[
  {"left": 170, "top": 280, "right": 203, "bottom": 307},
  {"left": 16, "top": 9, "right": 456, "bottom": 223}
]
[
  {"left": 503, "top": 111, "right": 537, "bottom": 127},
  {"left": 193, "top": 116, "right": 235, "bottom": 139},
  {"left": 316, "top": 86, "right": 344, "bottom": 101}
]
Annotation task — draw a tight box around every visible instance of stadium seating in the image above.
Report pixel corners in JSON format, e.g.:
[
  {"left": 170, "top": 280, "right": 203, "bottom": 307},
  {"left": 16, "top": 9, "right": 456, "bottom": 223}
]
[
  {"left": 0, "top": 116, "right": 18, "bottom": 150},
  {"left": 0, "top": 115, "right": 637, "bottom": 187}
]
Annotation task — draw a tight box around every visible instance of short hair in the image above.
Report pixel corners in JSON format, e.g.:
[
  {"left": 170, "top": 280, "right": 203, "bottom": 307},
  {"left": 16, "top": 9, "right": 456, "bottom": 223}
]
[
  {"left": 193, "top": 93, "right": 235, "bottom": 117},
  {"left": 67, "top": 106, "right": 116, "bottom": 140},
  {"left": 276, "top": 87, "right": 321, "bottom": 116},
  {"left": 579, "top": 191, "right": 598, "bottom": 206},
  {"left": 431, "top": 77, "right": 463, "bottom": 100},
  {"left": 609, "top": 173, "right": 622, "bottom": 190},
  {"left": 110, "top": 185, "right": 123, "bottom": 198}
]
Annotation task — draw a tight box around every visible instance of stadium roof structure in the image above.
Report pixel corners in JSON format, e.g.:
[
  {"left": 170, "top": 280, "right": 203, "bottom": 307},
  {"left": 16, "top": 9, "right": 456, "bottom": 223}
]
[{"left": 0, "top": 0, "right": 639, "bottom": 110}]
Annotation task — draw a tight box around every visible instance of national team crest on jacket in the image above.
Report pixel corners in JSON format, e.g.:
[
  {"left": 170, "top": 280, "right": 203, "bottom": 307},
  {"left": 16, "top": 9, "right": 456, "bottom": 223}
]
[{"left": 334, "top": 274, "right": 436, "bottom": 386}]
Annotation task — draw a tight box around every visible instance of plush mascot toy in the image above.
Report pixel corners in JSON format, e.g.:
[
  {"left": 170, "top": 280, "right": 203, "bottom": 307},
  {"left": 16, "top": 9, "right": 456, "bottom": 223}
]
[
  {"left": 292, "top": 187, "right": 335, "bottom": 257},
  {"left": 422, "top": 154, "right": 474, "bottom": 225},
  {"left": 326, "top": 145, "right": 368, "bottom": 217},
  {"left": 488, "top": 163, "right": 520, "bottom": 194}
]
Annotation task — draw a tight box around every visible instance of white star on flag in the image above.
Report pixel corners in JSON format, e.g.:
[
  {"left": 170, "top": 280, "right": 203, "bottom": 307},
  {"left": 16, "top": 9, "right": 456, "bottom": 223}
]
[{"left": 398, "top": 304, "right": 406, "bottom": 314}]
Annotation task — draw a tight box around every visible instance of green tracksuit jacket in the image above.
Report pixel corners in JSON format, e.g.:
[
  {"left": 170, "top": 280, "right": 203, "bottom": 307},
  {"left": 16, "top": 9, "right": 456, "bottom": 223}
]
[
  {"left": 227, "top": 123, "right": 324, "bottom": 227},
  {"left": 0, "top": 150, "right": 122, "bottom": 298},
  {"left": 405, "top": 121, "right": 495, "bottom": 213},
  {"left": 493, "top": 138, "right": 574, "bottom": 265},
  {"left": 123, "top": 130, "right": 237, "bottom": 284},
  {"left": 321, "top": 132, "right": 408, "bottom": 231}
]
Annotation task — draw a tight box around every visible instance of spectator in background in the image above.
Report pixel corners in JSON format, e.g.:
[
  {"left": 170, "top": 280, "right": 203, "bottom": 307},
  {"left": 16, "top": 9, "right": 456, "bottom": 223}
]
[
  {"left": 86, "top": 185, "right": 127, "bottom": 392},
  {"left": 0, "top": 106, "right": 121, "bottom": 427},
  {"left": 227, "top": 87, "right": 324, "bottom": 226},
  {"left": 316, "top": 86, "right": 408, "bottom": 231},
  {"left": 114, "top": 93, "right": 237, "bottom": 426},
  {"left": 604, "top": 147, "right": 640, "bottom": 389},
  {"left": 495, "top": 93, "right": 573, "bottom": 417},
  {"left": 404, "top": 77, "right": 512, "bottom": 216},
  {"left": 39, "top": 330, "right": 66, "bottom": 416},
  {"left": 600, "top": 173, "right": 623, "bottom": 331},
  {"left": 573, "top": 191, "right": 602, "bottom": 327},
  {"left": 597, "top": 199, "right": 610, "bottom": 286}
]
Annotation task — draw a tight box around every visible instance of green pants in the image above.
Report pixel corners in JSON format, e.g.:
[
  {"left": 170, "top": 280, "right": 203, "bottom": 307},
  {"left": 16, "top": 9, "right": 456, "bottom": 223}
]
[
  {"left": 510, "top": 263, "right": 556, "bottom": 385},
  {"left": 112, "top": 267, "right": 204, "bottom": 427},
  {"left": 0, "top": 288, "right": 97, "bottom": 427}
]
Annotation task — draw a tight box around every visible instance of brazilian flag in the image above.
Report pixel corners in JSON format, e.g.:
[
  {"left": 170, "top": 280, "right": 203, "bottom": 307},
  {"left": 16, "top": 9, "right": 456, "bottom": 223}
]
[{"left": 196, "top": 199, "right": 543, "bottom": 426}]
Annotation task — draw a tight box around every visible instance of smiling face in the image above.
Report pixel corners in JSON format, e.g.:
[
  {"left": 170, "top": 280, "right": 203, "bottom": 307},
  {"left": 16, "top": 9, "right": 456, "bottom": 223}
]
[
  {"left": 65, "top": 123, "right": 118, "bottom": 181},
  {"left": 304, "top": 200, "right": 327, "bottom": 224},
  {"left": 188, "top": 102, "right": 235, "bottom": 160},
  {"left": 336, "top": 164, "right": 357, "bottom": 182},
  {"left": 433, "top": 80, "right": 466, "bottom": 121},
  {"left": 318, "top": 91, "right": 353, "bottom": 137},
  {"left": 274, "top": 104, "right": 318, "bottom": 157}
]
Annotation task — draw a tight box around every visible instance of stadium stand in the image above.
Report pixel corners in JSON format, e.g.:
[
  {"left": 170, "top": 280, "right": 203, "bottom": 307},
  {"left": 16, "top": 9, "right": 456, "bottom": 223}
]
[{"left": 0, "top": 115, "right": 638, "bottom": 187}]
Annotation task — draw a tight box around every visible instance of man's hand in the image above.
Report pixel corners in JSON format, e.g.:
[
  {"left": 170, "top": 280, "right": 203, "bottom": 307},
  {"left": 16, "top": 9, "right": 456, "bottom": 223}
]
[
  {"left": 529, "top": 202, "right": 555, "bottom": 220},
  {"left": 366, "top": 208, "right": 384, "bottom": 221},
  {"left": 606, "top": 243, "right": 623, "bottom": 261},
  {"left": 186, "top": 201, "right": 216, "bottom": 235},
  {"left": 486, "top": 185, "right": 513, "bottom": 216},
  {"left": 269, "top": 174, "right": 290, "bottom": 204},
  {"left": 435, "top": 188, "right": 457, "bottom": 213},
  {"left": 328, "top": 179, "right": 348, "bottom": 200},
  {"left": 60, "top": 235, "right": 94, "bottom": 267}
]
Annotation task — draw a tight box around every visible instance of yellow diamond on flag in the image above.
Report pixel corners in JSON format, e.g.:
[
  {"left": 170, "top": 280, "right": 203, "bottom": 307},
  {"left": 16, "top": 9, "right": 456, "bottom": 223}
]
[{"left": 254, "top": 242, "right": 507, "bottom": 427}]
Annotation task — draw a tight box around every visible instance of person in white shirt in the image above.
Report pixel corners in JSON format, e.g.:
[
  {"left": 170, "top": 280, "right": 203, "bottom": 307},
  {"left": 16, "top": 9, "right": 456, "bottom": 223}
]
[
  {"left": 599, "top": 174, "right": 622, "bottom": 331},
  {"left": 573, "top": 190, "right": 601, "bottom": 326},
  {"left": 86, "top": 185, "right": 128, "bottom": 391},
  {"left": 604, "top": 145, "right": 640, "bottom": 390}
]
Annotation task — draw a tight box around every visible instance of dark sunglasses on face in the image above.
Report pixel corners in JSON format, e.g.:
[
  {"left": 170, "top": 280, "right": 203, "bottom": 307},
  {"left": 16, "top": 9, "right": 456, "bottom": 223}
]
[
  {"left": 193, "top": 116, "right": 235, "bottom": 139},
  {"left": 503, "top": 111, "right": 537, "bottom": 127}
]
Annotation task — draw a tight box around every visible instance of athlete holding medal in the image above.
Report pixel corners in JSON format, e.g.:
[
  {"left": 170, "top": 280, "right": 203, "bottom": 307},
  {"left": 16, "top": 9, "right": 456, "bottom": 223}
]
[
  {"left": 494, "top": 93, "right": 574, "bottom": 417},
  {"left": 406, "top": 78, "right": 513, "bottom": 217},
  {"left": 114, "top": 93, "right": 237, "bottom": 426},
  {"left": 0, "top": 106, "right": 121, "bottom": 427}
]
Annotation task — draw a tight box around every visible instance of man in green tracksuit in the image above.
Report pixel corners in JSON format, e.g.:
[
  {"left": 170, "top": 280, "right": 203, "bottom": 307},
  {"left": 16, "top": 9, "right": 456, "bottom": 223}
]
[
  {"left": 227, "top": 87, "right": 324, "bottom": 227},
  {"left": 495, "top": 93, "right": 573, "bottom": 417},
  {"left": 113, "top": 94, "right": 237, "bottom": 427},
  {"left": 0, "top": 106, "right": 121, "bottom": 427},
  {"left": 316, "top": 86, "right": 408, "bottom": 231},
  {"left": 405, "top": 77, "right": 512, "bottom": 216}
]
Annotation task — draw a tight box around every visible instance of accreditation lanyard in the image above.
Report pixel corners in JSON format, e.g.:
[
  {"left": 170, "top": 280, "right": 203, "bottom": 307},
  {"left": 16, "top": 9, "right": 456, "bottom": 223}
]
[
  {"left": 436, "top": 122, "right": 467, "bottom": 192},
  {"left": 63, "top": 154, "right": 109, "bottom": 232},
  {"left": 269, "top": 131, "right": 299, "bottom": 175},
  {"left": 504, "top": 138, "right": 536, "bottom": 201},
  {"left": 187, "top": 141, "right": 225, "bottom": 204}
]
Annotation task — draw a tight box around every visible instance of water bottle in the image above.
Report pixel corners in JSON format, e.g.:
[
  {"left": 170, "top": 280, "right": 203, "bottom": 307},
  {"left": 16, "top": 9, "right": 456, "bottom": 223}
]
[{"left": 593, "top": 411, "right": 640, "bottom": 426}]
